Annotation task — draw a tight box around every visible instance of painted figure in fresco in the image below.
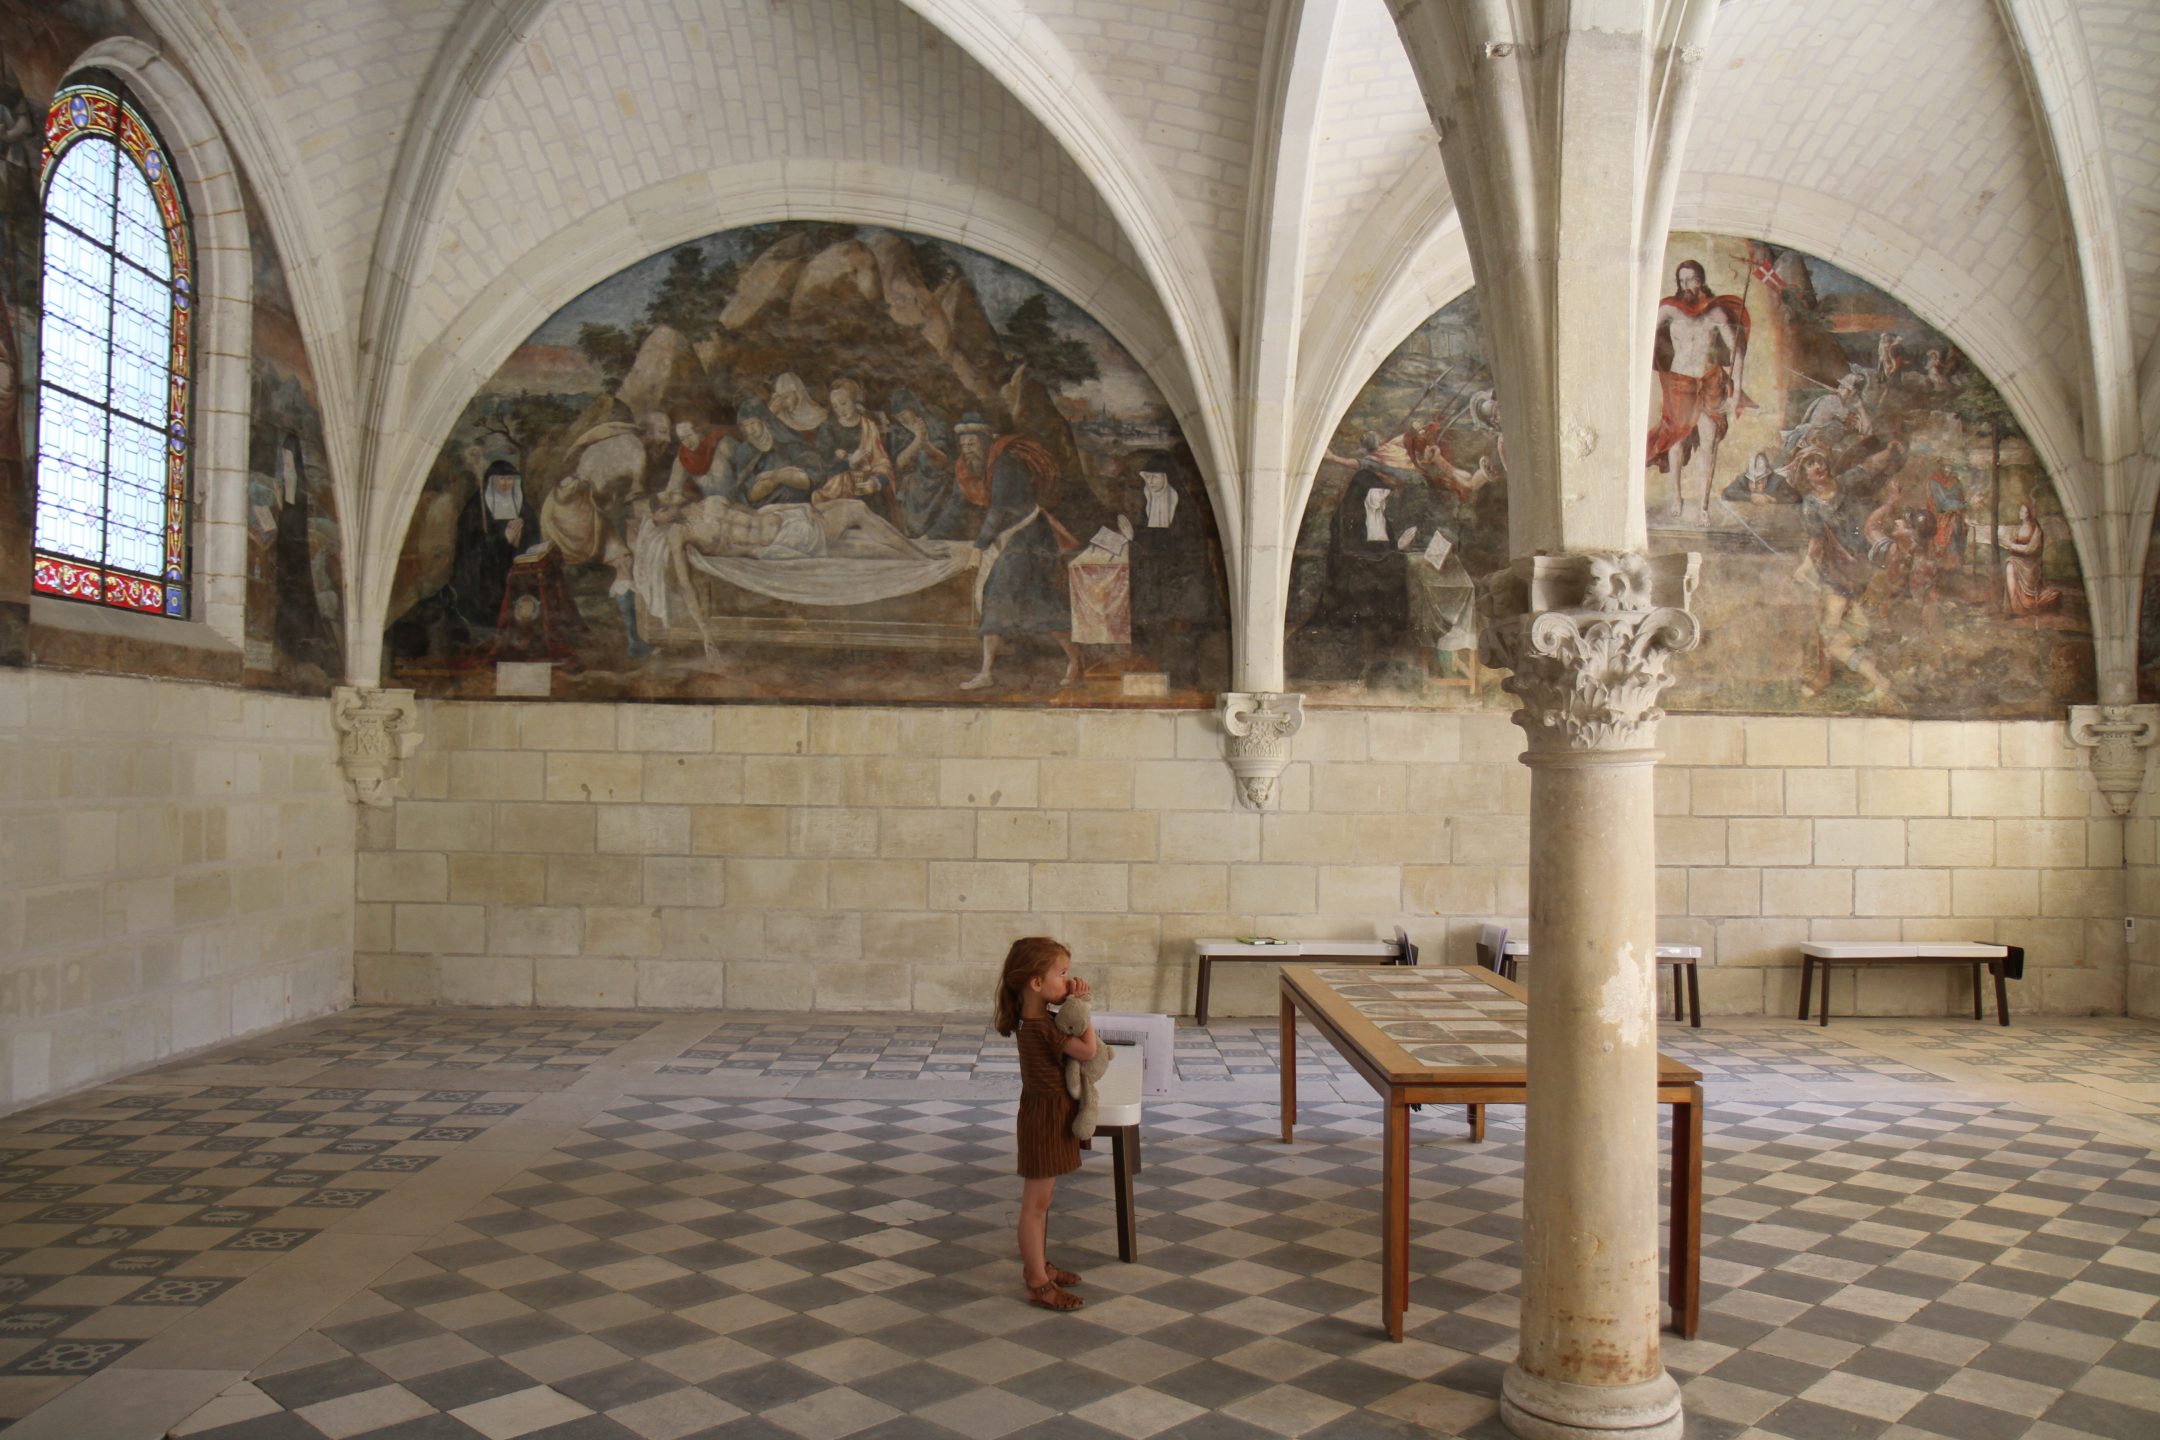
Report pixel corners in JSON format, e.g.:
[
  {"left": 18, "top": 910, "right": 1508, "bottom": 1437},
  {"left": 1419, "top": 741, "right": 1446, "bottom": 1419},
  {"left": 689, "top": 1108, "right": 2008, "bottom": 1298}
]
[
  {"left": 540, "top": 474, "right": 649, "bottom": 659},
  {"left": 956, "top": 413, "right": 1081, "bottom": 691},
  {"left": 1721, "top": 450, "right": 1798, "bottom": 505},
  {"left": 1314, "top": 460, "right": 1415, "bottom": 674},
  {"left": 1925, "top": 467, "right": 1969, "bottom": 565},
  {"left": 1781, "top": 371, "right": 1872, "bottom": 465},
  {"left": 267, "top": 432, "right": 337, "bottom": 673},
  {"left": 2002, "top": 502, "right": 2062, "bottom": 616},
  {"left": 738, "top": 395, "right": 827, "bottom": 505},
  {"left": 768, "top": 372, "right": 829, "bottom": 454},
  {"left": 1648, "top": 259, "right": 1752, "bottom": 519},
  {"left": 385, "top": 459, "right": 539, "bottom": 658},
  {"left": 667, "top": 416, "right": 725, "bottom": 500},
  {"left": 1793, "top": 445, "right": 1900, "bottom": 704},
  {"left": 816, "top": 378, "right": 898, "bottom": 521},
  {"left": 1126, "top": 456, "right": 1222, "bottom": 688},
  {"left": 887, "top": 388, "right": 973, "bottom": 539}
]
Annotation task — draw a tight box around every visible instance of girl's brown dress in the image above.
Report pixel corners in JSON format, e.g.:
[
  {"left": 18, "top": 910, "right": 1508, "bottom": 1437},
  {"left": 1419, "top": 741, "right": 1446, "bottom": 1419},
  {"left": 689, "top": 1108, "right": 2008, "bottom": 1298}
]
[{"left": 1015, "top": 1015, "right": 1081, "bottom": 1179}]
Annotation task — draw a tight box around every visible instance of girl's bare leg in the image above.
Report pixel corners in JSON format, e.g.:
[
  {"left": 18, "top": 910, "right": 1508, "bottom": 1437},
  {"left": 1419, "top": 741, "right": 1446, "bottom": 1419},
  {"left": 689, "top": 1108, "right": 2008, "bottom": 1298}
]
[{"left": 1019, "top": 1176, "right": 1055, "bottom": 1287}]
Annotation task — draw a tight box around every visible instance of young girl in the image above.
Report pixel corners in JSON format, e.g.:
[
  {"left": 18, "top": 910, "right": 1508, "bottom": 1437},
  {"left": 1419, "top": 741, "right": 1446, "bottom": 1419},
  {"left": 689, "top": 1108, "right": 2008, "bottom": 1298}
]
[{"left": 993, "top": 936, "right": 1098, "bottom": 1311}]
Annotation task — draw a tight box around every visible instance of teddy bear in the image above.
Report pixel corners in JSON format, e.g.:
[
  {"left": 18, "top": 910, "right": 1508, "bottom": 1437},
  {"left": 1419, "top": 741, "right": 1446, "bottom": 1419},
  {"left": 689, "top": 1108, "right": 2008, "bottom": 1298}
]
[{"left": 1052, "top": 992, "right": 1112, "bottom": 1141}]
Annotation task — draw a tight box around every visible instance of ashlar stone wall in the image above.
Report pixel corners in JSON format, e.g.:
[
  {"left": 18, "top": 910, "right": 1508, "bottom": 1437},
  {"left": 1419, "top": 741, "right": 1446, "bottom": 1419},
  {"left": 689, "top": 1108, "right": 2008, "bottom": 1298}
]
[
  {"left": 355, "top": 700, "right": 2127, "bottom": 1021},
  {"left": 0, "top": 671, "right": 354, "bottom": 1109}
]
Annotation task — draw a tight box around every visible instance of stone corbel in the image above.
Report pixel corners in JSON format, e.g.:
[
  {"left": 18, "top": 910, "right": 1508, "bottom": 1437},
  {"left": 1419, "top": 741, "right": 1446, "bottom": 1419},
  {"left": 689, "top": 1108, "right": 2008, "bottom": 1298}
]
[
  {"left": 1478, "top": 551, "right": 1701, "bottom": 753},
  {"left": 2068, "top": 703, "right": 2159, "bottom": 817},
  {"left": 331, "top": 686, "right": 423, "bottom": 808},
  {"left": 1218, "top": 691, "right": 1304, "bottom": 809}
]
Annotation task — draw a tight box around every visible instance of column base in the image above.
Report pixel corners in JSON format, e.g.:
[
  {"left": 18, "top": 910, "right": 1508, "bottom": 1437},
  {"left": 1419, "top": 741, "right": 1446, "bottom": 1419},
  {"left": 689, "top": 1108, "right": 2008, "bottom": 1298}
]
[{"left": 1501, "top": 1367, "right": 1681, "bottom": 1440}]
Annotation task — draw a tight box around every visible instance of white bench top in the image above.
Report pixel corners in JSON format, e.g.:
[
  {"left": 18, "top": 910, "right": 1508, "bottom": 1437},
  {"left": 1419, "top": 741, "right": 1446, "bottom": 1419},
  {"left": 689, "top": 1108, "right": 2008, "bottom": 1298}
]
[
  {"left": 1194, "top": 938, "right": 1400, "bottom": 958},
  {"left": 1502, "top": 940, "right": 1702, "bottom": 960},
  {"left": 1097, "top": 1044, "right": 1142, "bottom": 1127},
  {"left": 1801, "top": 941, "right": 2008, "bottom": 959}
]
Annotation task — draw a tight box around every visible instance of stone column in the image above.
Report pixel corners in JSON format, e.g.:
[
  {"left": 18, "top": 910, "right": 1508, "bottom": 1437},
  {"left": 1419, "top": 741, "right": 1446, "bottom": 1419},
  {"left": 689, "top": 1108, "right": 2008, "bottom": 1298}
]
[{"left": 1479, "top": 552, "right": 1699, "bottom": 1440}]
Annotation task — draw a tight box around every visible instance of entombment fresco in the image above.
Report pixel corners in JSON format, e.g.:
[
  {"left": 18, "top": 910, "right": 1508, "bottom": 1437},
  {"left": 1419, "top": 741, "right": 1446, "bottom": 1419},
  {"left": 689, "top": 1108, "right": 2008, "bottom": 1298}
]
[
  {"left": 383, "top": 223, "right": 1228, "bottom": 705},
  {"left": 1290, "top": 233, "right": 2094, "bottom": 718}
]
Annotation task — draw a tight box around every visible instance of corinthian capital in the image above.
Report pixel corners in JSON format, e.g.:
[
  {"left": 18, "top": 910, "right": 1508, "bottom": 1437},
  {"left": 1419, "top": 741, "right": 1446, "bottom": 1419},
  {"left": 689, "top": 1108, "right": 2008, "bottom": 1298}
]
[
  {"left": 1479, "top": 552, "right": 1701, "bottom": 754},
  {"left": 1218, "top": 691, "right": 1305, "bottom": 809},
  {"left": 2068, "top": 703, "right": 2159, "bottom": 817},
  {"left": 331, "top": 686, "right": 424, "bottom": 808}
]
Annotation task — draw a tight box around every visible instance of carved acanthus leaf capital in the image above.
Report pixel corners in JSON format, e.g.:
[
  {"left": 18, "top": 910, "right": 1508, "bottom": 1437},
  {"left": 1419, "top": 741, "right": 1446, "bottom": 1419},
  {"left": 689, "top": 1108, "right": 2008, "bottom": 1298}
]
[
  {"left": 1478, "top": 552, "right": 1701, "bottom": 754},
  {"left": 2068, "top": 703, "right": 2159, "bottom": 817},
  {"left": 331, "top": 686, "right": 423, "bottom": 808},
  {"left": 1218, "top": 691, "right": 1305, "bottom": 809}
]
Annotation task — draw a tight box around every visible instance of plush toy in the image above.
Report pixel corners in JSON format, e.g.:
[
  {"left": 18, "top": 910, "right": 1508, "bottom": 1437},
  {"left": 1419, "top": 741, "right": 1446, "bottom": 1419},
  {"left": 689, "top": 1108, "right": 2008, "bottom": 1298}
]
[{"left": 1052, "top": 993, "right": 1111, "bottom": 1140}]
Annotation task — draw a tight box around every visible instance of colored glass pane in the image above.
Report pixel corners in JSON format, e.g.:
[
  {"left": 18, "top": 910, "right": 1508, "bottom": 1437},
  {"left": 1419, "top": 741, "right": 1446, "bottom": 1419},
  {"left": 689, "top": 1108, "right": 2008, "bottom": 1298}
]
[{"left": 31, "top": 80, "right": 192, "bottom": 617}]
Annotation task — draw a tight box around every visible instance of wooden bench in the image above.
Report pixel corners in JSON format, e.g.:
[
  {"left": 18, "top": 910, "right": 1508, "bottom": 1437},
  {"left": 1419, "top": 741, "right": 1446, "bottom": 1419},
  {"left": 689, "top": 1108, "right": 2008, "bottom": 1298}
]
[
  {"left": 1479, "top": 924, "right": 1705, "bottom": 1028},
  {"left": 1190, "top": 932, "right": 1416, "bottom": 1027},
  {"left": 1797, "top": 941, "right": 2022, "bottom": 1027}
]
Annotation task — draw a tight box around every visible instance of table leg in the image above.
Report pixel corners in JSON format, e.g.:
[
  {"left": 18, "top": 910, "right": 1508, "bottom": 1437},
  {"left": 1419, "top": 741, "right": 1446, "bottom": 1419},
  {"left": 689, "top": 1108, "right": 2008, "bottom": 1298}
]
[
  {"left": 1994, "top": 961, "right": 2011, "bottom": 1026},
  {"left": 1972, "top": 961, "right": 1984, "bottom": 1020},
  {"left": 1671, "top": 961, "right": 1683, "bottom": 1023},
  {"left": 1383, "top": 1098, "right": 1409, "bottom": 1342},
  {"left": 1819, "top": 961, "right": 1831, "bottom": 1026},
  {"left": 1465, "top": 1105, "right": 1485, "bottom": 1143},
  {"left": 1686, "top": 961, "right": 1702, "bottom": 1029},
  {"left": 1111, "top": 1125, "right": 1138, "bottom": 1262},
  {"left": 1279, "top": 990, "right": 1297, "bottom": 1144},
  {"left": 1669, "top": 1083, "right": 1702, "bottom": 1339},
  {"left": 1797, "top": 955, "right": 1814, "bottom": 1021},
  {"left": 1196, "top": 958, "right": 1213, "bottom": 1029}
]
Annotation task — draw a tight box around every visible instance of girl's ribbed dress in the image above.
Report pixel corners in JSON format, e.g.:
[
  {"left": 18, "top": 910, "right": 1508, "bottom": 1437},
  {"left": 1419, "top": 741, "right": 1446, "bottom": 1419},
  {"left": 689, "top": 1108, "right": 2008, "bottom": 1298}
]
[{"left": 1015, "top": 1015, "right": 1081, "bottom": 1179}]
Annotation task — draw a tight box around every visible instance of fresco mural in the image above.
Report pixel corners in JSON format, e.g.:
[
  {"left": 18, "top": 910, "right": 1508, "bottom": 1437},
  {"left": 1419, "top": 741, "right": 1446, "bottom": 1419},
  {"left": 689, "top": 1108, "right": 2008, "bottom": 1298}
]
[
  {"left": 1289, "top": 233, "right": 2094, "bottom": 718},
  {"left": 382, "top": 223, "right": 1229, "bottom": 705},
  {"left": 0, "top": 0, "right": 344, "bottom": 684}
]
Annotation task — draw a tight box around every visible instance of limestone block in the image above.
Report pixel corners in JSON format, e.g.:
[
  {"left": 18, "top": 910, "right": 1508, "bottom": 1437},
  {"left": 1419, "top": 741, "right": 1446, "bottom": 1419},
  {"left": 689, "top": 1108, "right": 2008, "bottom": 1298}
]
[
  {"left": 1261, "top": 813, "right": 1357, "bottom": 864},
  {"left": 448, "top": 750, "right": 545, "bottom": 802},
  {"left": 1694, "top": 964, "right": 1765, "bottom": 1015},
  {"left": 354, "top": 903, "right": 393, "bottom": 952},
  {"left": 1745, "top": 718, "right": 1829, "bottom": 768},
  {"left": 1690, "top": 769, "right": 1783, "bottom": 816},
  {"left": 567, "top": 905, "right": 660, "bottom": 957},
  {"left": 1853, "top": 868, "right": 1950, "bottom": 918},
  {"left": 1911, "top": 721, "right": 1998, "bottom": 769},
  {"left": 1657, "top": 817, "right": 1727, "bottom": 867},
  {"left": 1761, "top": 868, "right": 1853, "bottom": 917},
  {"left": 958, "top": 912, "right": 1048, "bottom": 967},
  {"left": 986, "top": 711, "right": 1080, "bottom": 759},
  {"left": 1130, "top": 759, "right": 1235, "bottom": 810},
  {"left": 1364, "top": 712, "right": 1462, "bottom": 764},
  {"left": 395, "top": 903, "right": 487, "bottom": 955},
  {"left": 789, "top": 808, "right": 879, "bottom": 858},
  {"left": 61, "top": 809, "right": 118, "bottom": 880},
  {"left": 2037, "top": 965, "right": 2124, "bottom": 1015},
  {"left": 1288, "top": 710, "right": 1368, "bottom": 764},
  {"left": 912, "top": 963, "right": 989, "bottom": 1014},
  {"left": 357, "top": 852, "right": 447, "bottom": 904},
  {"left": 1311, "top": 763, "right": 1406, "bottom": 814},
  {"left": 691, "top": 805, "right": 791, "bottom": 856},
  {"left": 743, "top": 756, "right": 845, "bottom": 806},
  {"left": 1070, "top": 811, "right": 1160, "bottom": 862},
  {"left": 725, "top": 959, "right": 813, "bottom": 1010},
  {"left": 937, "top": 759, "right": 1041, "bottom": 809},
  {"left": 1128, "top": 863, "right": 1229, "bottom": 915},
  {"left": 766, "top": 909, "right": 865, "bottom": 964},
  {"left": 1461, "top": 712, "right": 1528, "bottom": 764},
  {"left": 396, "top": 801, "right": 494, "bottom": 852},
  {"left": 545, "top": 752, "right": 642, "bottom": 803},
  {"left": 1995, "top": 818, "right": 2086, "bottom": 868},
  {"left": 829, "top": 858, "right": 926, "bottom": 911},
  {"left": 541, "top": 854, "right": 642, "bottom": 908},
  {"left": 963, "top": 811, "right": 1065, "bottom": 864},
  {"left": 1907, "top": 818, "right": 1994, "bottom": 867},
  {"left": 1814, "top": 819, "right": 1905, "bottom": 866},
  {"left": 174, "top": 872, "right": 234, "bottom": 926},
  {"left": 618, "top": 705, "right": 713, "bottom": 754},
  {"left": 1031, "top": 862, "right": 1129, "bottom": 912},
  {"left": 927, "top": 860, "right": 1029, "bottom": 911},
  {"left": 1854, "top": 965, "right": 1956, "bottom": 1016},
  {"left": 716, "top": 706, "right": 809, "bottom": 755},
  {"left": 1688, "top": 868, "right": 1761, "bottom": 917},
  {"left": 1407, "top": 764, "right": 1504, "bottom": 815},
  {"left": 1452, "top": 815, "right": 1529, "bottom": 865},
  {"left": 1318, "top": 865, "right": 1401, "bottom": 916},
  {"left": 1229, "top": 864, "right": 1316, "bottom": 916},
  {"left": 1158, "top": 811, "right": 1257, "bottom": 862},
  {"left": 837, "top": 757, "right": 938, "bottom": 807},
  {"left": 1951, "top": 768, "right": 2042, "bottom": 817},
  {"left": 2129, "top": 963, "right": 2160, "bottom": 1020},
  {"left": 1075, "top": 711, "right": 1177, "bottom": 759},
  {"left": 643, "top": 857, "right": 728, "bottom": 908},
  {"left": 2042, "top": 769, "right": 2101, "bottom": 819},
  {"left": 518, "top": 704, "right": 618, "bottom": 752},
  {"left": 1784, "top": 768, "right": 1857, "bottom": 816},
  {"left": 637, "top": 958, "right": 724, "bottom": 1009},
  {"left": 1951, "top": 868, "right": 2041, "bottom": 917},
  {"left": 596, "top": 805, "right": 692, "bottom": 855},
  {"left": 808, "top": 707, "right": 901, "bottom": 757},
  {"left": 863, "top": 810, "right": 970, "bottom": 863},
  {"left": 1197, "top": 960, "right": 1287, "bottom": 1018},
  {"left": 1998, "top": 722, "right": 2075, "bottom": 770},
  {"left": 492, "top": 803, "right": 595, "bottom": 854},
  {"left": 664, "top": 907, "right": 762, "bottom": 963},
  {"left": 1653, "top": 766, "right": 1690, "bottom": 817},
  {"left": 730, "top": 858, "right": 831, "bottom": 909},
  {"left": 1722, "top": 818, "right": 1806, "bottom": 867},
  {"left": 2087, "top": 819, "right": 2124, "bottom": 870},
  {"left": 863, "top": 912, "right": 959, "bottom": 965},
  {"left": 1657, "top": 866, "right": 1687, "bottom": 916},
  {"left": 536, "top": 956, "right": 637, "bottom": 1007},
  {"left": 442, "top": 854, "right": 544, "bottom": 906},
  {"left": 644, "top": 754, "right": 745, "bottom": 805},
  {"left": 2041, "top": 869, "right": 2124, "bottom": 918},
  {"left": 1039, "top": 759, "right": 1134, "bottom": 810},
  {"left": 438, "top": 956, "right": 532, "bottom": 1006},
  {"left": 815, "top": 962, "right": 905, "bottom": 1012},
  {"left": 1661, "top": 715, "right": 1745, "bottom": 766},
  {"left": 1404, "top": 864, "right": 1499, "bottom": 917},
  {"left": 1351, "top": 812, "right": 1452, "bottom": 867},
  {"left": 1851, "top": 768, "right": 1944, "bottom": 817},
  {"left": 2081, "top": 918, "right": 2126, "bottom": 970},
  {"left": 1827, "top": 717, "right": 1912, "bottom": 768}
]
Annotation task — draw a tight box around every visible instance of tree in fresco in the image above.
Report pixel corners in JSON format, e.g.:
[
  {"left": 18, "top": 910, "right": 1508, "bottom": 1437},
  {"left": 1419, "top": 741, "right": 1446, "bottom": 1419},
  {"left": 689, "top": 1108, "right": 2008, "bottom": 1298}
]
[{"left": 999, "top": 293, "right": 1099, "bottom": 391}]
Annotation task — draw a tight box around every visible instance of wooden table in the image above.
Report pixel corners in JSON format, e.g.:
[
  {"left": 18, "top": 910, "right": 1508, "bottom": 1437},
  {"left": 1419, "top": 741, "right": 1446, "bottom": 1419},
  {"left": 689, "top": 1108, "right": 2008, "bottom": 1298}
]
[
  {"left": 1191, "top": 937, "right": 1411, "bottom": 1027},
  {"left": 1499, "top": 940, "right": 1705, "bottom": 1028},
  {"left": 1278, "top": 963, "right": 1703, "bottom": 1342},
  {"left": 1798, "top": 941, "right": 2016, "bottom": 1026}
]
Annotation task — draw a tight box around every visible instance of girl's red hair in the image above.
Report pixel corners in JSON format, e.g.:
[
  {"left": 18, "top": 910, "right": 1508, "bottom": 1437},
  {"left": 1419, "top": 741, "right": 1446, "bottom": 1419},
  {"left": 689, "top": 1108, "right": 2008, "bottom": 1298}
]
[{"left": 993, "top": 936, "right": 1069, "bottom": 1035}]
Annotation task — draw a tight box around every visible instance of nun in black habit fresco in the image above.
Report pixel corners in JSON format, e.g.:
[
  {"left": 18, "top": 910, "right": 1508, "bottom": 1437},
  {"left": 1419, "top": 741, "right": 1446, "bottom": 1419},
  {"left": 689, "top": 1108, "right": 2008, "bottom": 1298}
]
[
  {"left": 1126, "top": 451, "right": 1222, "bottom": 687},
  {"left": 269, "top": 431, "right": 337, "bottom": 672},
  {"left": 387, "top": 459, "right": 539, "bottom": 658},
  {"left": 1315, "top": 460, "right": 1413, "bottom": 674}
]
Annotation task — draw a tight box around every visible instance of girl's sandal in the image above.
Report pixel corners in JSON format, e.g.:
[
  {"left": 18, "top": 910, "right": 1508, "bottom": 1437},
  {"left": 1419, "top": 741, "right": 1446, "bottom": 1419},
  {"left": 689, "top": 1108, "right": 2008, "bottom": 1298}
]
[
  {"left": 1047, "top": 1264, "right": 1082, "bottom": 1286},
  {"left": 1027, "top": 1280, "right": 1084, "bottom": 1312}
]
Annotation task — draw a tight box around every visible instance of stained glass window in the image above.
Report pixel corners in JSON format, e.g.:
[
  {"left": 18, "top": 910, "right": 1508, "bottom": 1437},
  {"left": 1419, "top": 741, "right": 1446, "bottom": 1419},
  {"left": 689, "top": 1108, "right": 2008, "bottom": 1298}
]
[{"left": 32, "top": 79, "right": 193, "bottom": 617}]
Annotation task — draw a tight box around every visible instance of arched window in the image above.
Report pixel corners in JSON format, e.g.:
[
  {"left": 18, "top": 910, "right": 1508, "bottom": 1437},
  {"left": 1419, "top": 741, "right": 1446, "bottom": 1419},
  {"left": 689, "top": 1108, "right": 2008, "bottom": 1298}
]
[{"left": 32, "top": 77, "right": 193, "bottom": 617}]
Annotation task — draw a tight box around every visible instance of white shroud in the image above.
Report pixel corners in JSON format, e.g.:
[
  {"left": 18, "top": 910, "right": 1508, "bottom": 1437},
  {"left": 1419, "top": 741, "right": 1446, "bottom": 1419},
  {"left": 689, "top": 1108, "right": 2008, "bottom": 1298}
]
[{"left": 686, "top": 537, "right": 976, "bottom": 607}]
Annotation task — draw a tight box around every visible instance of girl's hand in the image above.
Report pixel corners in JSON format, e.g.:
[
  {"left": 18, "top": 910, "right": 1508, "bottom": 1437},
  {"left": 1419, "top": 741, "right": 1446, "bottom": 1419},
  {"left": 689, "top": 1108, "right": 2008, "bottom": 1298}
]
[{"left": 1068, "top": 976, "right": 1092, "bottom": 998}]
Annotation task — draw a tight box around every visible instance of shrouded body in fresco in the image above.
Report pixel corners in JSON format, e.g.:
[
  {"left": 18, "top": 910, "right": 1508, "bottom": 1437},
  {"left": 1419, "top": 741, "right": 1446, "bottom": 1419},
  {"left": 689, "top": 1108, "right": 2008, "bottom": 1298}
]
[
  {"left": 1290, "top": 236, "right": 2092, "bottom": 717},
  {"left": 381, "top": 223, "right": 1229, "bottom": 704}
]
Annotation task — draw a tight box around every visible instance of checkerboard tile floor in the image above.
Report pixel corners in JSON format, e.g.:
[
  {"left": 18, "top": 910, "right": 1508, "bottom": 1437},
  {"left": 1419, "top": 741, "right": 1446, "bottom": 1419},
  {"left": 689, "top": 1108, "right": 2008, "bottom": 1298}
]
[{"left": 0, "top": 1007, "right": 2151, "bottom": 1439}]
